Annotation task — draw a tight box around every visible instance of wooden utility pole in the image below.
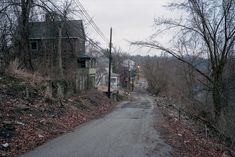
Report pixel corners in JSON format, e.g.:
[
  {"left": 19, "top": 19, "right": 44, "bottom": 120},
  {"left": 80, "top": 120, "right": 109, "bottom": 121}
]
[{"left": 108, "top": 28, "right": 112, "bottom": 98}]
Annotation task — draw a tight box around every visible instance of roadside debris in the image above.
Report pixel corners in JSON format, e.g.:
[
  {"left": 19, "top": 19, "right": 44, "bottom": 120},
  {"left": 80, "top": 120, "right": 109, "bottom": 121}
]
[
  {"left": 1, "top": 143, "right": 9, "bottom": 148},
  {"left": 15, "top": 121, "right": 25, "bottom": 126},
  {"left": 38, "top": 134, "right": 44, "bottom": 138}
]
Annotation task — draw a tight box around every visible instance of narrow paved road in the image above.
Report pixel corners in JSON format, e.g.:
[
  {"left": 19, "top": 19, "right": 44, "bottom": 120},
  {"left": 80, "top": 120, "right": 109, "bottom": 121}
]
[{"left": 22, "top": 85, "right": 172, "bottom": 157}]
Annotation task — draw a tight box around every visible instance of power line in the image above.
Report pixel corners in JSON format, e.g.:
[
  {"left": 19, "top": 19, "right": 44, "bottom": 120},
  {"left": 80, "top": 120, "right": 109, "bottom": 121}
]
[
  {"left": 74, "top": 0, "right": 109, "bottom": 43},
  {"left": 75, "top": 0, "right": 108, "bottom": 41},
  {"left": 44, "top": 0, "right": 107, "bottom": 55}
]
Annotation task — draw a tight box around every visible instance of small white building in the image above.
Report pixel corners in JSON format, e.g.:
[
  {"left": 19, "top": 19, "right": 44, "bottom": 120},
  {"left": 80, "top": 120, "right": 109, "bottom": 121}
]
[
  {"left": 110, "top": 73, "right": 120, "bottom": 90},
  {"left": 122, "top": 59, "right": 136, "bottom": 71},
  {"left": 96, "top": 56, "right": 120, "bottom": 92}
]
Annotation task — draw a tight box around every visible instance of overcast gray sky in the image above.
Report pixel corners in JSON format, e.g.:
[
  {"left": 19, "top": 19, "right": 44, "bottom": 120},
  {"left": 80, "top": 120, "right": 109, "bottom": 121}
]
[{"left": 81, "top": 0, "right": 178, "bottom": 55}]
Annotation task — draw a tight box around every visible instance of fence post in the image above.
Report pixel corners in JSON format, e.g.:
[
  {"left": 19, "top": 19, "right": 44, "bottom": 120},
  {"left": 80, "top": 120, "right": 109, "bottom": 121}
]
[
  {"left": 205, "top": 124, "right": 208, "bottom": 138},
  {"left": 25, "top": 86, "right": 29, "bottom": 99}
]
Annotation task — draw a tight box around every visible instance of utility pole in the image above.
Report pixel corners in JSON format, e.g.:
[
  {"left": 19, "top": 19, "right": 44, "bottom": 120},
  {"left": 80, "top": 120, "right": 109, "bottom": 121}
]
[
  {"left": 128, "top": 61, "right": 130, "bottom": 91},
  {"left": 108, "top": 28, "right": 112, "bottom": 98}
]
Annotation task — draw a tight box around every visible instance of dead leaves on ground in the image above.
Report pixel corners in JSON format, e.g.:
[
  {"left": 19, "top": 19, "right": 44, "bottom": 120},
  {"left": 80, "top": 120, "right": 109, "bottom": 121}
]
[
  {"left": 154, "top": 98, "right": 230, "bottom": 157},
  {"left": 0, "top": 85, "right": 115, "bottom": 157}
]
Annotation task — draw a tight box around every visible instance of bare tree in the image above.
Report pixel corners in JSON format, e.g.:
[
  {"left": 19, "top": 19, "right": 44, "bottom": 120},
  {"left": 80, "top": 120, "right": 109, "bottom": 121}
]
[
  {"left": 50, "top": 0, "right": 74, "bottom": 79},
  {"left": 9, "top": 0, "right": 34, "bottom": 71},
  {"left": 112, "top": 47, "right": 129, "bottom": 74},
  {"left": 0, "top": 0, "right": 46, "bottom": 70},
  {"left": 143, "top": 56, "right": 169, "bottom": 95},
  {"left": 0, "top": 0, "right": 76, "bottom": 72},
  {"left": 95, "top": 64, "right": 107, "bottom": 86},
  {"left": 0, "top": 16, "right": 10, "bottom": 72},
  {"left": 134, "top": 0, "right": 235, "bottom": 123}
]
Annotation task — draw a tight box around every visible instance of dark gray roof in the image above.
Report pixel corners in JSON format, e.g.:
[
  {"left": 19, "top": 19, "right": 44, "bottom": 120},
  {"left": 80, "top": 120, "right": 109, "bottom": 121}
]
[{"left": 29, "top": 20, "right": 85, "bottom": 40}]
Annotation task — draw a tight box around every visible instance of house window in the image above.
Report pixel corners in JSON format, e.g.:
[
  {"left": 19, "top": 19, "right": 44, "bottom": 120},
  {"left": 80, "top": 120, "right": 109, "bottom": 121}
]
[
  {"left": 31, "top": 41, "right": 38, "bottom": 50},
  {"left": 91, "top": 60, "right": 96, "bottom": 68},
  {"left": 81, "top": 60, "right": 86, "bottom": 68},
  {"left": 78, "top": 59, "right": 86, "bottom": 68}
]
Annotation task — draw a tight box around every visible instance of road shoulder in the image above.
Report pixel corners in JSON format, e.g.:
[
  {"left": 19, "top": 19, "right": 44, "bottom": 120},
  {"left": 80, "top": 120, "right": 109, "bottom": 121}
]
[{"left": 153, "top": 97, "right": 229, "bottom": 157}]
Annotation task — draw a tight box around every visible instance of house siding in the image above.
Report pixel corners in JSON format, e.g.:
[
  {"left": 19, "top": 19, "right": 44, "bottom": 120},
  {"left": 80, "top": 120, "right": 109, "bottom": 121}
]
[{"left": 28, "top": 20, "right": 96, "bottom": 94}]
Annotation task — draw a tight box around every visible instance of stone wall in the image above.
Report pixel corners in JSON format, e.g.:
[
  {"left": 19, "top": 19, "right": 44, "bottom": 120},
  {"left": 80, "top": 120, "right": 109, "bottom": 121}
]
[
  {"left": 44, "top": 69, "right": 94, "bottom": 99},
  {"left": 75, "top": 69, "right": 89, "bottom": 92},
  {"left": 44, "top": 80, "right": 74, "bottom": 99}
]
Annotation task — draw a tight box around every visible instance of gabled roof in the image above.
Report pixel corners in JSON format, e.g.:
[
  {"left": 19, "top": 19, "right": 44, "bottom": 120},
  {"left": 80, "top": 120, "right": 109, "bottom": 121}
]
[{"left": 29, "top": 20, "right": 85, "bottom": 40}]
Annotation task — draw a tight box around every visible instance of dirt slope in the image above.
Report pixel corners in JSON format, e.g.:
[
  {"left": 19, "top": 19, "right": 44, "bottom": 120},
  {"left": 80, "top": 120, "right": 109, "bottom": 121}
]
[{"left": 0, "top": 75, "right": 115, "bottom": 157}]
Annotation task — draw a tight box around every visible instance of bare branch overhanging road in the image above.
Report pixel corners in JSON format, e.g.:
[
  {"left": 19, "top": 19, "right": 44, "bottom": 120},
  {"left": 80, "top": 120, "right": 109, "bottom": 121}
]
[{"left": 22, "top": 83, "right": 172, "bottom": 157}]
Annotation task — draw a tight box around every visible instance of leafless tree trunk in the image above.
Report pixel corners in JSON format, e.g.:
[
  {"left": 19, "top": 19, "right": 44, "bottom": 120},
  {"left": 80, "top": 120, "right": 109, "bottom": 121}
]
[
  {"left": 133, "top": 0, "right": 235, "bottom": 123},
  {"left": 56, "top": 22, "right": 64, "bottom": 79},
  {"left": 16, "top": 0, "right": 33, "bottom": 71},
  {"left": 53, "top": 0, "right": 74, "bottom": 79},
  {"left": 0, "top": 0, "right": 75, "bottom": 72}
]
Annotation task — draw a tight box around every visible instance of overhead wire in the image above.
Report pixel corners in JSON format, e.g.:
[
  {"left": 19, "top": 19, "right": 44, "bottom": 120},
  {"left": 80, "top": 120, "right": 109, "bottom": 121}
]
[
  {"left": 74, "top": 0, "right": 119, "bottom": 55},
  {"left": 43, "top": 0, "right": 107, "bottom": 55},
  {"left": 74, "top": 0, "right": 109, "bottom": 43}
]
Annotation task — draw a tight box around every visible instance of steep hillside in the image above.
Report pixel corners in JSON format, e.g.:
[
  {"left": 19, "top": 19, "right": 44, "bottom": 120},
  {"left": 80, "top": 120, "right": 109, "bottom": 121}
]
[{"left": 0, "top": 74, "right": 115, "bottom": 157}]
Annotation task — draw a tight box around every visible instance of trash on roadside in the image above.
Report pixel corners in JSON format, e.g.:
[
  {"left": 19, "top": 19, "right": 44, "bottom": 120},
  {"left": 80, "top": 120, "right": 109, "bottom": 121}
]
[{"left": 2, "top": 143, "right": 9, "bottom": 148}]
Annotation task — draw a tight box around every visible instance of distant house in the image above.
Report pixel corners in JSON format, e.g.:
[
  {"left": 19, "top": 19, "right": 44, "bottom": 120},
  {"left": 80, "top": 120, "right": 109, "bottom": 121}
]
[
  {"left": 122, "top": 59, "right": 136, "bottom": 70},
  {"left": 28, "top": 17, "right": 96, "bottom": 92},
  {"left": 110, "top": 73, "right": 120, "bottom": 90},
  {"left": 120, "top": 59, "right": 136, "bottom": 90},
  {"left": 96, "top": 56, "right": 120, "bottom": 92}
]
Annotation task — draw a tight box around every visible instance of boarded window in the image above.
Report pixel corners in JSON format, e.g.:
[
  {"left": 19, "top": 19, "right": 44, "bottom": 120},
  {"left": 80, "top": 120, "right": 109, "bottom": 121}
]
[
  {"left": 81, "top": 60, "right": 86, "bottom": 68},
  {"left": 78, "top": 59, "right": 86, "bottom": 68},
  {"left": 31, "top": 41, "right": 38, "bottom": 50}
]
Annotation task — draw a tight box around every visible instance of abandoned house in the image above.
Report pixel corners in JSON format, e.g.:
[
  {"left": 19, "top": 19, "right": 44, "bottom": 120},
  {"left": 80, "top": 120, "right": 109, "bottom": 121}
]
[{"left": 28, "top": 17, "right": 96, "bottom": 92}]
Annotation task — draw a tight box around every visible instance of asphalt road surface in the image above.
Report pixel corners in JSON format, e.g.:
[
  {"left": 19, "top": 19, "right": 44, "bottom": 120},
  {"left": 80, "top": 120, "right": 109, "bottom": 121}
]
[{"left": 22, "top": 85, "right": 172, "bottom": 157}]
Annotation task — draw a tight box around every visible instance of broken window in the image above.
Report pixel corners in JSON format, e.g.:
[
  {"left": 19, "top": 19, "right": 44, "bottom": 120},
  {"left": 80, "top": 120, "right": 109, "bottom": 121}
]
[
  {"left": 81, "top": 60, "right": 86, "bottom": 68},
  {"left": 78, "top": 59, "right": 86, "bottom": 68},
  {"left": 31, "top": 41, "right": 38, "bottom": 50}
]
